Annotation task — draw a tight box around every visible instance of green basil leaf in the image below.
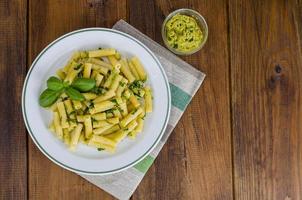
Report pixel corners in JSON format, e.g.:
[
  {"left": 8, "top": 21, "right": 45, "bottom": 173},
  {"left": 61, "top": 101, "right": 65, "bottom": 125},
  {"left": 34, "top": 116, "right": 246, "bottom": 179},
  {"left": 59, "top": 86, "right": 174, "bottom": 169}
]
[
  {"left": 65, "top": 87, "right": 85, "bottom": 101},
  {"left": 39, "top": 88, "right": 62, "bottom": 107},
  {"left": 47, "top": 76, "right": 64, "bottom": 91},
  {"left": 72, "top": 78, "right": 96, "bottom": 92}
]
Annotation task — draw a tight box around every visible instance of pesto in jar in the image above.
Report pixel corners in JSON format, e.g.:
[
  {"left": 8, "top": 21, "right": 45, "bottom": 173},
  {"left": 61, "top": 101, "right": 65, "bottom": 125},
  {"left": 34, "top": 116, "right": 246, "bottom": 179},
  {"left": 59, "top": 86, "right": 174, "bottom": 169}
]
[{"left": 165, "top": 13, "right": 203, "bottom": 52}]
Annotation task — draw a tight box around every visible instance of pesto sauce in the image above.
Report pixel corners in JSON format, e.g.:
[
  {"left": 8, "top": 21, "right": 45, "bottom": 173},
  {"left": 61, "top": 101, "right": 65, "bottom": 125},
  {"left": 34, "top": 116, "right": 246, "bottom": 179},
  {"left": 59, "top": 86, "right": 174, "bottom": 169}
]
[{"left": 165, "top": 14, "right": 203, "bottom": 52}]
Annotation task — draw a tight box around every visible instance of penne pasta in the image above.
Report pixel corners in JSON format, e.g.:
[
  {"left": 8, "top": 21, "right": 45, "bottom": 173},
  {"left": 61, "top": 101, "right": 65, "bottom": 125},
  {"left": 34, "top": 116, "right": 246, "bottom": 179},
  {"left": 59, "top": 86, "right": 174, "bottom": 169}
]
[
  {"left": 120, "top": 59, "right": 135, "bottom": 83},
  {"left": 83, "top": 63, "right": 92, "bottom": 78},
  {"left": 120, "top": 107, "right": 143, "bottom": 127},
  {"left": 144, "top": 86, "right": 153, "bottom": 113},
  {"left": 90, "top": 100, "right": 115, "bottom": 114},
  {"left": 130, "top": 57, "right": 147, "bottom": 80},
  {"left": 88, "top": 48, "right": 116, "bottom": 58}
]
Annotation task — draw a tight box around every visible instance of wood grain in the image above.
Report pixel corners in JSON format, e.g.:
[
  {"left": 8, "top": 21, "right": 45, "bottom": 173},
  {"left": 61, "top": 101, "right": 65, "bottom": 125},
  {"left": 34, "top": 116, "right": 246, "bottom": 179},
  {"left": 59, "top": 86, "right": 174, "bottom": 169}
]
[
  {"left": 0, "top": 0, "right": 27, "bottom": 199},
  {"left": 129, "top": 0, "right": 233, "bottom": 199},
  {"left": 28, "top": 0, "right": 126, "bottom": 199},
  {"left": 229, "top": 0, "right": 302, "bottom": 199}
]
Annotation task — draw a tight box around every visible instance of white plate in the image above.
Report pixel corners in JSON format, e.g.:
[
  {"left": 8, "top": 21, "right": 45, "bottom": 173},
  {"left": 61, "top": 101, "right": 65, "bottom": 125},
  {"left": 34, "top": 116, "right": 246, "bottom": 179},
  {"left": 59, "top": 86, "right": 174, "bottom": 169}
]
[{"left": 22, "top": 28, "right": 171, "bottom": 175}]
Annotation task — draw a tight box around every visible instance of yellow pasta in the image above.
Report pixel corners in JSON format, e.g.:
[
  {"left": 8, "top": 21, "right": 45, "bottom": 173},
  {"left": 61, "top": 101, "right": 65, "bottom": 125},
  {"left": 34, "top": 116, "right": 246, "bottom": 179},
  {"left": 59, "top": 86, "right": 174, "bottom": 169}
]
[
  {"left": 130, "top": 57, "right": 147, "bottom": 80},
  {"left": 109, "top": 74, "right": 123, "bottom": 92},
  {"left": 83, "top": 93, "right": 97, "bottom": 100},
  {"left": 56, "top": 69, "right": 66, "bottom": 80},
  {"left": 90, "top": 100, "right": 115, "bottom": 114},
  {"left": 84, "top": 116, "right": 93, "bottom": 138},
  {"left": 95, "top": 73, "right": 104, "bottom": 87},
  {"left": 120, "top": 107, "right": 143, "bottom": 127},
  {"left": 43, "top": 48, "right": 153, "bottom": 153},
  {"left": 128, "top": 60, "right": 140, "bottom": 80},
  {"left": 102, "top": 124, "right": 120, "bottom": 135},
  {"left": 83, "top": 63, "right": 92, "bottom": 78},
  {"left": 107, "top": 120, "right": 138, "bottom": 143},
  {"left": 144, "top": 86, "right": 153, "bottom": 113},
  {"left": 57, "top": 102, "right": 69, "bottom": 129},
  {"left": 129, "top": 94, "right": 140, "bottom": 108},
  {"left": 91, "top": 63, "right": 109, "bottom": 75},
  {"left": 87, "top": 58, "right": 113, "bottom": 69},
  {"left": 93, "top": 90, "right": 115, "bottom": 103},
  {"left": 88, "top": 48, "right": 116, "bottom": 58},
  {"left": 69, "top": 123, "right": 83, "bottom": 150},
  {"left": 53, "top": 111, "right": 63, "bottom": 139},
  {"left": 108, "top": 55, "right": 121, "bottom": 70},
  {"left": 91, "top": 113, "right": 106, "bottom": 121},
  {"left": 120, "top": 59, "right": 135, "bottom": 83},
  {"left": 116, "top": 78, "right": 128, "bottom": 97}
]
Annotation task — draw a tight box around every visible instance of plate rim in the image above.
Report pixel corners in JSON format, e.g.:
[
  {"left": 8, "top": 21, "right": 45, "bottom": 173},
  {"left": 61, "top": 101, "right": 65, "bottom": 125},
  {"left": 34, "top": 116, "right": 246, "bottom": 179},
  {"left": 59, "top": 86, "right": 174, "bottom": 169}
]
[{"left": 22, "top": 27, "right": 171, "bottom": 175}]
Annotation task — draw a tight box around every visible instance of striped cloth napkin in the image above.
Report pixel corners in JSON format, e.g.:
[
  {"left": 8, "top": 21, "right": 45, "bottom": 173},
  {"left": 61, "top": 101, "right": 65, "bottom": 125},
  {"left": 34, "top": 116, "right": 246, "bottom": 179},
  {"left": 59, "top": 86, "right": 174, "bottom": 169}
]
[{"left": 80, "top": 20, "right": 205, "bottom": 200}]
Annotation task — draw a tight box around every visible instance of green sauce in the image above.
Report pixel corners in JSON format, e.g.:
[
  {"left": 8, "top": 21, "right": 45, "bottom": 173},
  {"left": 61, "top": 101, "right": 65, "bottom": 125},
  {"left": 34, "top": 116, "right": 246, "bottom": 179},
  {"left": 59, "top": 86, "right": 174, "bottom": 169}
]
[{"left": 165, "top": 14, "right": 203, "bottom": 52}]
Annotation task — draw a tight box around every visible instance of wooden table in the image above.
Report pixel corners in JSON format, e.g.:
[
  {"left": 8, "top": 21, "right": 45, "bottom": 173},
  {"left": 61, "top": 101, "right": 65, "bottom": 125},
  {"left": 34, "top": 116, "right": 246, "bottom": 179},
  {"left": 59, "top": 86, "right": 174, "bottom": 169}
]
[{"left": 1, "top": 0, "right": 302, "bottom": 199}]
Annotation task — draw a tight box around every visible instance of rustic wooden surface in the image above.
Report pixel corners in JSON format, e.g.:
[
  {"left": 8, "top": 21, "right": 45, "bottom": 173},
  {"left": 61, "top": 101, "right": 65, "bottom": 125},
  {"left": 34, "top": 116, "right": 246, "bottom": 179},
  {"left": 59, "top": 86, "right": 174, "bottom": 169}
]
[{"left": 1, "top": 0, "right": 302, "bottom": 199}]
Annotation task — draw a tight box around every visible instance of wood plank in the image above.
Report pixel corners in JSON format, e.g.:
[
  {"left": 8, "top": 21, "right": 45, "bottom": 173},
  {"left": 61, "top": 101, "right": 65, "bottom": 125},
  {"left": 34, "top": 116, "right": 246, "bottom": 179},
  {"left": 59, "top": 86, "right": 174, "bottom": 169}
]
[
  {"left": 229, "top": 0, "right": 302, "bottom": 199},
  {"left": 130, "top": 0, "right": 233, "bottom": 199},
  {"left": 0, "top": 0, "right": 27, "bottom": 199},
  {"left": 28, "top": 0, "right": 126, "bottom": 199}
]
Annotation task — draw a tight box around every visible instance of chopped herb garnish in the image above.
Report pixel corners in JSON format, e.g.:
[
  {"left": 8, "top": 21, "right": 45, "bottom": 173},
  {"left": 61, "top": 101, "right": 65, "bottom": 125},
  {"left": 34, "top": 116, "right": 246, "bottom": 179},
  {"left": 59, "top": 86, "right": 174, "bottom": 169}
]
[
  {"left": 92, "top": 118, "right": 98, "bottom": 123},
  {"left": 124, "top": 128, "right": 129, "bottom": 131},
  {"left": 110, "top": 99, "right": 118, "bottom": 104},
  {"left": 74, "top": 63, "right": 82, "bottom": 70},
  {"left": 88, "top": 101, "right": 94, "bottom": 109},
  {"left": 131, "top": 108, "right": 137, "bottom": 114},
  {"left": 90, "top": 86, "right": 107, "bottom": 95},
  {"left": 98, "top": 47, "right": 103, "bottom": 50},
  {"left": 97, "top": 148, "right": 105, "bottom": 151},
  {"left": 119, "top": 81, "right": 126, "bottom": 87},
  {"left": 142, "top": 115, "right": 146, "bottom": 120},
  {"left": 105, "top": 108, "right": 114, "bottom": 115},
  {"left": 69, "top": 110, "right": 76, "bottom": 115}
]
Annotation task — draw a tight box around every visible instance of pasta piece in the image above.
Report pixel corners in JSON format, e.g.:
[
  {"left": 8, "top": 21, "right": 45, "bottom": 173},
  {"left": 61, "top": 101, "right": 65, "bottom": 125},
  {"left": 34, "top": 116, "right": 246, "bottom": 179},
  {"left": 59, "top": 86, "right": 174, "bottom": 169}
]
[
  {"left": 72, "top": 100, "right": 82, "bottom": 110},
  {"left": 63, "top": 99, "right": 73, "bottom": 114},
  {"left": 108, "top": 55, "right": 121, "bottom": 70},
  {"left": 90, "top": 135, "right": 116, "bottom": 146},
  {"left": 62, "top": 52, "right": 80, "bottom": 73},
  {"left": 83, "top": 93, "right": 97, "bottom": 100},
  {"left": 93, "top": 90, "right": 115, "bottom": 103},
  {"left": 87, "top": 58, "right": 113, "bottom": 69},
  {"left": 107, "top": 120, "right": 137, "bottom": 143},
  {"left": 63, "top": 128, "right": 70, "bottom": 145},
  {"left": 69, "top": 123, "right": 83, "bottom": 150},
  {"left": 102, "top": 124, "right": 120, "bottom": 135},
  {"left": 90, "top": 63, "right": 109, "bottom": 75},
  {"left": 84, "top": 116, "right": 93, "bottom": 138},
  {"left": 120, "top": 107, "right": 143, "bottom": 127},
  {"left": 83, "top": 63, "right": 92, "bottom": 78},
  {"left": 120, "top": 59, "right": 135, "bottom": 83},
  {"left": 115, "top": 52, "right": 121, "bottom": 60},
  {"left": 87, "top": 140, "right": 115, "bottom": 153},
  {"left": 76, "top": 115, "right": 86, "bottom": 122},
  {"left": 103, "top": 69, "right": 119, "bottom": 88},
  {"left": 107, "top": 117, "right": 120, "bottom": 124},
  {"left": 109, "top": 74, "right": 123, "bottom": 92},
  {"left": 128, "top": 60, "right": 140, "bottom": 80},
  {"left": 53, "top": 111, "right": 63, "bottom": 139},
  {"left": 130, "top": 57, "right": 147, "bottom": 80},
  {"left": 88, "top": 48, "right": 116, "bottom": 58},
  {"left": 95, "top": 73, "right": 104, "bottom": 87},
  {"left": 90, "top": 70, "right": 99, "bottom": 79},
  {"left": 93, "top": 117, "right": 119, "bottom": 128},
  {"left": 119, "top": 102, "right": 128, "bottom": 117},
  {"left": 93, "top": 124, "right": 115, "bottom": 135},
  {"left": 116, "top": 78, "right": 128, "bottom": 97},
  {"left": 144, "top": 86, "right": 153, "bottom": 113},
  {"left": 129, "top": 94, "right": 140, "bottom": 108},
  {"left": 56, "top": 69, "right": 66, "bottom": 80},
  {"left": 57, "top": 102, "right": 69, "bottom": 128},
  {"left": 91, "top": 113, "right": 106, "bottom": 121},
  {"left": 90, "top": 100, "right": 115, "bottom": 114},
  {"left": 64, "top": 62, "right": 82, "bottom": 83},
  {"left": 113, "top": 108, "right": 122, "bottom": 119},
  {"left": 122, "top": 90, "right": 131, "bottom": 99}
]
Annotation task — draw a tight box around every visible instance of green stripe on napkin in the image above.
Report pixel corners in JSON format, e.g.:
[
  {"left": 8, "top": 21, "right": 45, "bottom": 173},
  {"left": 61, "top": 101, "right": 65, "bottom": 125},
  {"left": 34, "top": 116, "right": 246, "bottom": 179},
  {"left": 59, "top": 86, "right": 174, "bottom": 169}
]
[
  {"left": 169, "top": 83, "right": 191, "bottom": 111},
  {"left": 134, "top": 155, "right": 155, "bottom": 173}
]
